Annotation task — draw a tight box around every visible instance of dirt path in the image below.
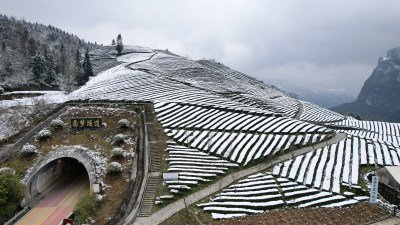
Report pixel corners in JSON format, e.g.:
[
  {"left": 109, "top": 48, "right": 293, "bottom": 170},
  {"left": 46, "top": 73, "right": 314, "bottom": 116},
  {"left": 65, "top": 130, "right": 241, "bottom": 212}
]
[
  {"left": 134, "top": 132, "right": 347, "bottom": 225},
  {"left": 294, "top": 100, "right": 304, "bottom": 120}
]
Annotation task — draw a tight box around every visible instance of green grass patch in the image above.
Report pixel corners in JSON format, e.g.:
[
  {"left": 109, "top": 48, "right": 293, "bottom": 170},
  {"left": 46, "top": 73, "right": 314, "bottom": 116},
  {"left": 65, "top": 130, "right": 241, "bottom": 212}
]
[
  {"left": 359, "top": 165, "right": 378, "bottom": 190},
  {"left": 72, "top": 193, "right": 99, "bottom": 224}
]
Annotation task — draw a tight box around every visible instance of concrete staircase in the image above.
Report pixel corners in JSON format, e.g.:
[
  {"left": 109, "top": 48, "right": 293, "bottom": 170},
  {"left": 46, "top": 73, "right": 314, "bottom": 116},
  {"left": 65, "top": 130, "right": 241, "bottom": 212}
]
[
  {"left": 138, "top": 104, "right": 161, "bottom": 217},
  {"left": 138, "top": 176, "right": 159, "bottom": 217}
]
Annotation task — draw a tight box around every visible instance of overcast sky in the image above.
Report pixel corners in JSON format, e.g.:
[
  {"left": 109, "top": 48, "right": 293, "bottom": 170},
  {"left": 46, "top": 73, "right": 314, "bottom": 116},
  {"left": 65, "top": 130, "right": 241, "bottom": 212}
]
[{"left": 2, "top": 0, "right": 400, "bottom": 96}]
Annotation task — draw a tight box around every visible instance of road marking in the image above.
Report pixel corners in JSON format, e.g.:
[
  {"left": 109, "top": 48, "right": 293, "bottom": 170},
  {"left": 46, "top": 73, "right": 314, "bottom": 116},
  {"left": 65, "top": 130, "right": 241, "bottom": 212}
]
[{"left": 38, "top": 188, "right": 74, "bottom": 225}]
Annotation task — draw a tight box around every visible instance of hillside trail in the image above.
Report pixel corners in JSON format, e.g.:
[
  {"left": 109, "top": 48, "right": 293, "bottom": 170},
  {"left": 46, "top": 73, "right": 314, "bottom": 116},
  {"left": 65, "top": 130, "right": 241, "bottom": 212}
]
[
  {"left": 134, "top": 132, "right": 347, "bottom": 225},
  {"left": 294, "top": 100, "right": 304, "bottom": 120}
]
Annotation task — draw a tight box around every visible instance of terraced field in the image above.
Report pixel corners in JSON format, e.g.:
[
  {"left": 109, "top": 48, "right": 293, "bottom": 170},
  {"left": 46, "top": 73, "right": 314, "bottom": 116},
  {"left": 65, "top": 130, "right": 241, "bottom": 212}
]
[
  {"left": 300, "top": 101, "right": 345, "bottom": 123},
  {"left": 66, "top": 49, "right": 399, "bottom": 222},
  {"left": 155, "top": 102, "right": 333, "bottom": 166},
  {"left": 197, "top": 173, "right": 364, "bottom": 219},
  {"left": 274, "top": 136, "right": 400, "bottom": 190}
]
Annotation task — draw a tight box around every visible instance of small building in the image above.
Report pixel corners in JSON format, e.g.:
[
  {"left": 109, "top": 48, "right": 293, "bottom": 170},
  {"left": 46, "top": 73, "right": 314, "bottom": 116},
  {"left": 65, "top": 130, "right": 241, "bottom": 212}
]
[
  {"left": 375, "top": 166, "right": 400, "bottom": 205},
  {"left": 375, "top": 166, "right": 400, "bottom": 190}
]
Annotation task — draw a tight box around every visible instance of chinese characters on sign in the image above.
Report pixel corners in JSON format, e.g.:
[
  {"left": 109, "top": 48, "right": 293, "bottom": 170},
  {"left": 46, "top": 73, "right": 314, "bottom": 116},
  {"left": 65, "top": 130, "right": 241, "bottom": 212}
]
[
  {"left": 370, "top": 175, "right": 378, "bottom": 203},
  {"left": 71, "top": 118, "right": 103, "bottom": 130}
]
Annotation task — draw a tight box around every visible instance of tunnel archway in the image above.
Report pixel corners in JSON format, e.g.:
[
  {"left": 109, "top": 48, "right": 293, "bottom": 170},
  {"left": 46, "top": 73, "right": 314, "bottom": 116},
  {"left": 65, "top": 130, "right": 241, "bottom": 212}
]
[
  {"left": 23, "top": 146, "right": 98, "bottom": 205},
  {"left": 28, "top": 157, "right": 89, "bottom": 197}
]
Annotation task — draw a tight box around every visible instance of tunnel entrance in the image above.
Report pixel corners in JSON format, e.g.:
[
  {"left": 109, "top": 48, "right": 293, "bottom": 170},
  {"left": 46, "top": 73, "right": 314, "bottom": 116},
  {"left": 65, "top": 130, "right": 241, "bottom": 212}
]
[{"left": 28, "top": 157, "right": 90, "bottom": 198}]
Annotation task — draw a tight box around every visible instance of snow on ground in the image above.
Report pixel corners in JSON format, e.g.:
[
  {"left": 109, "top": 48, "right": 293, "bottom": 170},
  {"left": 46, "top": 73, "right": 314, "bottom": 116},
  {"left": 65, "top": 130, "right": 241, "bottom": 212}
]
[
  {"left": 4, "top": 47, "right": 400, "bottom": 220},
  {"left": 0, "top": 91, "right": 66, "bottom": 140},
  {"left": 117, "top": 52, "right": 155, "bottom": 63},
  {"left": 159, "top": 141, "right": 238, "bottom": 199},
  {"left": 0, "top": 91, "right": 67, "bottom": 107},
  {"left": 198, "top": 173, "right": 363, "bottom": 219}
]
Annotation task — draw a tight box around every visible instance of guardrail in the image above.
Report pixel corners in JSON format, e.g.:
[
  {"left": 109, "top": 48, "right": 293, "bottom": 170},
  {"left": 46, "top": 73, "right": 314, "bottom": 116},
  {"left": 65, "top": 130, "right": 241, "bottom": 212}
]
[{"left": 4, "top": 207, "right": 29, "bottom": 225}]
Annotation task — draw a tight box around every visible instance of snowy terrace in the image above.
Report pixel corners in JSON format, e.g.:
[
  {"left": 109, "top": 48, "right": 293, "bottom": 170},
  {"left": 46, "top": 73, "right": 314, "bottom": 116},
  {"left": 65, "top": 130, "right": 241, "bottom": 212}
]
[
  {"left": 273, "top": 134, "right": 400, "bottom": 194},
  {"left": 300, "top": 101, "right": 345, "bottom": 123},
  {"left": 160, "top": 141, "right": 239, "bottom": 195},
  {"left": 155, "top": 102, "right": 333, "bottom": 166},
  {"left": 197, "top": 173, "right": 362, "bottom": 220}
]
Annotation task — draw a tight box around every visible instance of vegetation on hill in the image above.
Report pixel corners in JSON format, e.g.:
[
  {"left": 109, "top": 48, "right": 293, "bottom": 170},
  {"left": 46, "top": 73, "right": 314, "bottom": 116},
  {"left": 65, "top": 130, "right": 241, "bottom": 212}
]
[
  {"left": 0, "top": 14, "right": 102, "bottom": 92},
  {"left": 115, "top": 33, "right": 124, "bottom": 55},
  {"left": 73, "top": 193, "right": 100, "bottom": 224},
  {"left": 0, "top": 170, "right": 24, "bottom": 224}
]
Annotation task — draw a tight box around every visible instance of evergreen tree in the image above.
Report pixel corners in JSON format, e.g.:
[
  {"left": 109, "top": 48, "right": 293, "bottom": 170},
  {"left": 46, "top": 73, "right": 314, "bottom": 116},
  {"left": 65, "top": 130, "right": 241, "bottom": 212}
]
[
  {"left": 0, "top": 171, "right": 24, "bottom": 224},
  {"left": 111, "top": 39, "right": 116, "bottom": 45},
  {"left": 75, "top": 49, "right": 82, "bottom": 69},
  {"left": 30, "top": 53, "right": 45, "bottom": 83},
  {"left": 77, "top": 48, "right": 93, "bottom": 86},
  {"left": 20, "top": 28, "right": 29, "bottom": 53},
  {"left": 73, "top": 49, "right": 83, "bottom": 90},
  {"left": 3, "top": 59, "right": 13, "bottom": 77},
  {"left": 27, "top": 37, "right": 36, "bottom": 56},
  {"left": 82, "top": 48, "right": 93, "bottom": 77},
  {"left": 115, "top": 34, "right": 123, "bottom": 55},
  {"left": 44, "top": 49, "right": 56, "bottom": 85},
  {"left": 0, "top": 60, "right": 13, "bottom": 80},
  {"left": 58, "top": 43, "right": 67, "bottom": 75},
  {"left": 1, "top": 42, "right": 5, "bottom": 52}
]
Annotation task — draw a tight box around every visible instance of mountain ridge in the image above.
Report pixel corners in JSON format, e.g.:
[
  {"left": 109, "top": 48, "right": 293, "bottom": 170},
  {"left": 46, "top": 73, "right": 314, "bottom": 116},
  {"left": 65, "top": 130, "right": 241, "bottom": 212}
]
[{"left": 332, "top": 47, "right": 400, "bottom": 122}]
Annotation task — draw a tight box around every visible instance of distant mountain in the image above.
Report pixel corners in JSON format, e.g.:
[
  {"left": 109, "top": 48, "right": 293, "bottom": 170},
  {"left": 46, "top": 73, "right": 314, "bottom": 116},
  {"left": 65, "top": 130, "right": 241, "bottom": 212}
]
[
  {"left": 0, "top": 14, "right": 120, "bottom": 93},
  {"left": 298, "top": 89, "right": 356, "bottom": 109},
  {"left": 266, "top": 80, "right": 356, "bottom": 109},
  {"left": 332, "top": 47, "right": 400, "bottom": 122}
]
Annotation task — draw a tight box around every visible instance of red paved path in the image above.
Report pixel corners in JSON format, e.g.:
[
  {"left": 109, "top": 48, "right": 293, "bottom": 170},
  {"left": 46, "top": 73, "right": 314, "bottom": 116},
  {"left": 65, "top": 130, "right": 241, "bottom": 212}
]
[{"left": 16, "top": 172, "right": 89, "bottom": 225}]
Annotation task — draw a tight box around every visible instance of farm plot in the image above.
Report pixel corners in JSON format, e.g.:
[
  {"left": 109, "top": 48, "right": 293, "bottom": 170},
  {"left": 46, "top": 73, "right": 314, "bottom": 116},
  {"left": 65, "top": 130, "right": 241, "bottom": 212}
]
[
  {"left": 155, "top": 102, "right": 332, "bottom": 165},
  {"left": 273, "top": 135, "right": 400, "bottom": 193},
  {"left": 337, "top": 129, "right": 400, "bottom": 146},
  {"left": 197, "top": 173, "right": 361, "bottom": 220},
  {"left": 162, "top": 141, "right": 239, "bottom": 195},
  {"left": 71, "top": 51, "right": 306, "bottom": 118},
  {"left": 133, "top": 53, "right": 234, "bottom": 94},
  {"left": 300, "top": 101, "right": 344, "bottom": 123},
  {"left": 129, "top": 52, "right": 301, "bottom": 117},
  {"left": 154, "top": 102, "right": 331, "bottom": 134},
  {"left": 332, "top": 118, "right": 400, "bottom": 137},
  {"left": 70, "top": 67, "right": 270, "bottom": 115},
  {"left": 196, "top": 60, "right": 301, "bottom": 117},
  {"left": 332, "top": 118, "right": 400, "bottom": 145},
  {"left": 164, "top": 128, "right": 330, "bottom": 166},
  {"left": 229, "top": 94, "right": 299, "bottom": 118}
]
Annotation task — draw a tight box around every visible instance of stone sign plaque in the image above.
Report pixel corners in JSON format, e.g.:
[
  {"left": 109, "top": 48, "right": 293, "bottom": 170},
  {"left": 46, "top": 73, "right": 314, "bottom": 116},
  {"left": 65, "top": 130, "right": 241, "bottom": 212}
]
[{"left": 370, "top": 175, "right": 378, "bottom": 203}]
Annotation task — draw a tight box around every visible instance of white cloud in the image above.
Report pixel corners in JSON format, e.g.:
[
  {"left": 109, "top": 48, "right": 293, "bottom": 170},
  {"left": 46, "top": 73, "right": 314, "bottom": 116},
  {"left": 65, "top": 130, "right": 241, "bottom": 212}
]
[
  {"left": 2, "top": 0, "right": 400, "bottom": 95},
  {"left": 257, "top": 62, "right": 374, "bottom": 96}
]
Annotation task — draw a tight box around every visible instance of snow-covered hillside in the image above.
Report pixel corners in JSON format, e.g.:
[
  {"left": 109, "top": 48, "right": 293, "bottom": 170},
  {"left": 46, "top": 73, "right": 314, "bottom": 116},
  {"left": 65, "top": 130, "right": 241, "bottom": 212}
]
[
  {"left": 66, "top": 48, "right": 400, "bottom": 218},
  {"left": 3, "top": 47, "right": 399, "bottom": 220},
  {"left": 0, "top": 91, "right": 66, "bottom": 140}
]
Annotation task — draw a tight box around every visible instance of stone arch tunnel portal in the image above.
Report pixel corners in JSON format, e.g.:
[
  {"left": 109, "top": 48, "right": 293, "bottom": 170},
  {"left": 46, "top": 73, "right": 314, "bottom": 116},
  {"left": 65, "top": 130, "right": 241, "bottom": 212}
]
[{"left": 27, "top": 157, "right": 90, "bottom": 199}]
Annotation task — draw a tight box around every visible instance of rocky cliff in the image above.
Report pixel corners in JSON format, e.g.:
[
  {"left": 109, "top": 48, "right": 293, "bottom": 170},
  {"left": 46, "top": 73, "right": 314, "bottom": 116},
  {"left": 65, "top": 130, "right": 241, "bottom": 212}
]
[{"left": 332, "top": 47, "right": 400, "bottom": 122}]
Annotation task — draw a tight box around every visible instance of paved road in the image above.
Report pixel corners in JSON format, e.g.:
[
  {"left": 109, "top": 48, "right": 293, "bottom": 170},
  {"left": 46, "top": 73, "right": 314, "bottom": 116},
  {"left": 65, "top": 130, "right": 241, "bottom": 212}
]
[
  {"left": 134, "top": 132, "right": 347, "bottom": 225},
  {"left": 15, "top": 172, "right": 89, "bottom": 225}
]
